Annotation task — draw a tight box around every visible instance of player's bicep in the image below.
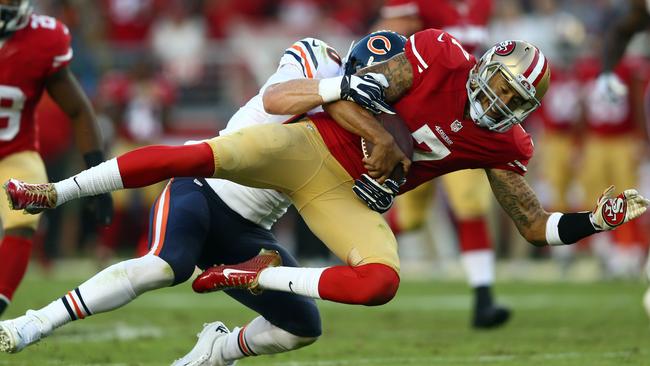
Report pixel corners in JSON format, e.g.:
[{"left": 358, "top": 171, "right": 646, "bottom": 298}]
[
  {"left": 357, "top": 53, "right": 413, "bottom": 103},
  {"left": 485, "top": 168, "right": 548, "bottom": 241}
]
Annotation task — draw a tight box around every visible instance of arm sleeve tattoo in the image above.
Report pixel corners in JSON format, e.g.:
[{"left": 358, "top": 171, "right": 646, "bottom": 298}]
[
  {"left": 357, "top": 53, "right": 413, "bottom": 103},
  {"left": 485, "top": 168, "right": 548, "bottom": 235}
]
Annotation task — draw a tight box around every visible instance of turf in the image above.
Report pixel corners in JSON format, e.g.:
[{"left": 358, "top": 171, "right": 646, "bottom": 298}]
[{"left": 1, "top": 271, "right": 649, "bottom": 366}]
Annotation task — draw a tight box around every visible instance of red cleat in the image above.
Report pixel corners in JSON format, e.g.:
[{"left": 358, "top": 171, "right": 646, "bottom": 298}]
[
  {"left": 3, "top": 179, "right": 57, "bottom": 214},
  {"left": 193, "top": 249, "right": 282, "bottom": 295}
]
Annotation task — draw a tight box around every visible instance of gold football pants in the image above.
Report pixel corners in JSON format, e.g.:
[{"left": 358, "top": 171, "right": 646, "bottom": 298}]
[{"left": 205, "top": 121, "right": 399, "bottom": 271}]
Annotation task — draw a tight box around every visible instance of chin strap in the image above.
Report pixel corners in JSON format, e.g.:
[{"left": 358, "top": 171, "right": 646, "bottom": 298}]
[{"left": 468, "top": 99, "right": 495, "bottom": 128}]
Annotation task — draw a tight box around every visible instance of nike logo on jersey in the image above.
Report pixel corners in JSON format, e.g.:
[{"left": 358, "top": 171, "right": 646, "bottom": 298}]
[
  {"left": 223, "top": 269, "right": 257, "bottom": 279},
  {"left": 437, "top": 33, "right": 445, "bottom": 42},
  {"left": 73, "top": 176, "right": 81, "bottom": 190},
  {"left": 289, "top": 281, "right": 295, "bottom": 293},
  {"left": 311, "top": 40, "right": 319, "bottom": 47},
  {"left": 215, "top": 325, "right": 228, "bottom": 334}
]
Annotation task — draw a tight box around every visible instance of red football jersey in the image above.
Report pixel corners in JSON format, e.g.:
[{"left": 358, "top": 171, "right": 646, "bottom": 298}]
[
  {"left": 312, "top": 29, "right": 534, "bottom": 194},
  {"left": 534, "top": 64, "right": 581, "bottom": 133},
  {"left": 0, "top": 14, "right": 72, "bottom": 159},
  {"left": 576, "top": 56, "right": 637, "bottom": 136},
  {"left": 380, "top": 0, "right": 492, "bottom": 54}
]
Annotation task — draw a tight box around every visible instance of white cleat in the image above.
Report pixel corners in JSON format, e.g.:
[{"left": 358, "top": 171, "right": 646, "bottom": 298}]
[
  {"left": 643, "top": 287, "right": 650, "bottom": 320},
  {"left": 171, "top": 321, "right": 236, "bottom": 366},
  {"left": 0, "top": 310, "right": 53, "bottom": 353}
]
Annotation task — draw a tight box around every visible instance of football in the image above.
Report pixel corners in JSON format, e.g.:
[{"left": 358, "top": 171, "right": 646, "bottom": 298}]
[{"left": 361, "top": 113, "right": 414, "bottom": 182}]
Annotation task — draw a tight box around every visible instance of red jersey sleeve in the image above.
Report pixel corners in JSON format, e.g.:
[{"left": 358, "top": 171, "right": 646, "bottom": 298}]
[
  {"left": 42, "top": 18, "right": 73, "bottom": 76},
  {"left": 404, "top": 28, "right": 475, "bottom": 90},
  {"left": 490, "top": 125, "right": 534, "bottom": 175}
]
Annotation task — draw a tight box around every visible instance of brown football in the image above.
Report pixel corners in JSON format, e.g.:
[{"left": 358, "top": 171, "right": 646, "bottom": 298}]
[{"left": 361, "top": 113, "right": 414, "bottom": 182}]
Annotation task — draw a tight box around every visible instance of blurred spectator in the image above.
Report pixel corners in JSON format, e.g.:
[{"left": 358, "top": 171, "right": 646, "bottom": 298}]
[
  {"left": 151, "top": 0, "right": 206, "bottom": 86},
  {"left": 101, "top": 0, "right": 160, "bottom": 46},
  {"left": 92, "top": 59, "right": 176, "bottom": 263}
]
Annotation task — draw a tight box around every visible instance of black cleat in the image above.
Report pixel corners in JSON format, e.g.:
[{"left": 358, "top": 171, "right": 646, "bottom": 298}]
[{"left": 472, "top": 305, "right": 511, "bottom": 329}]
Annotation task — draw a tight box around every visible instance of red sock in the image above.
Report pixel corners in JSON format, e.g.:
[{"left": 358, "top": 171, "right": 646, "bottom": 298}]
[
  {"left": 457, "top": 218, "right": 491, "bottom": 252},
  {"left": 117, "top": 143, "right": 215, "bottom": 188},
  {"left": 0, "top": 235, "right": 32, "bottom": 301},
  {"left": 318, "top": 263, "right": 399, "bottom": 306}
]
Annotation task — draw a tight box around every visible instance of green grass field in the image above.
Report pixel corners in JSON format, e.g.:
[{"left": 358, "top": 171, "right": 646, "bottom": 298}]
[{"left": 1, "top": 268, "right": 649, "bottom": 366}]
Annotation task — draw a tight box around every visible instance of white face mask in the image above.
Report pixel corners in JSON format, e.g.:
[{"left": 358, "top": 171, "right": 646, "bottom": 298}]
[{"left": 468, "top": 97, "right": 496, "bottom": 129}]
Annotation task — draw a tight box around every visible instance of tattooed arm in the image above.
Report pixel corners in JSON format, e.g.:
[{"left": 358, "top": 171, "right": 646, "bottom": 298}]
[
  {"left": 357, "top": 53, "right": 413, "bottom": 104},
  {"left": 485, "top": 168, "right": 549, "bottom": 246}
]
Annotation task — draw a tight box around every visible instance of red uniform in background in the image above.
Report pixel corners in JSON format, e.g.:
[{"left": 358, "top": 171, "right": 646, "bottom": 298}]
[
  {"left": 380, "top": 0, "right": 492, "bottom": 54},
  {"left": 577, "top": 56, "right": 648, "bottom": 276},
  {"left": 0, "top": 13, "right": 72, "bottom": 313},
  {"left": 534, "top": 64, "right": 581, "bottom": 212}
]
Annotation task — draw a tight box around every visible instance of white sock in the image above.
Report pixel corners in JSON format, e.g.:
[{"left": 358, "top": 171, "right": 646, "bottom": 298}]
[
  {"left": 460, "top": 249, "right": 494, "bottom": 287},
  {"left": 222, "top": 316, "right": 318, "bottom": 361},
  {"left": 54, "top": 158, "right": 123, "bottom": 206},
  {"left": 35, "top": 255, "right": 173, "bottom": 329},
  {"left": 257, "top": 266, "right": 325, "bottom": 299}
]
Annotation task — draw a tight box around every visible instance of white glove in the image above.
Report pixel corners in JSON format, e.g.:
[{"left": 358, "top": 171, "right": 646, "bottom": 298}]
[
  {"left": 590, "top": 185, "right": 650, "bottom": 231},
  {"left": 594, "top": 72, "right": 628, "bottom": 103}
]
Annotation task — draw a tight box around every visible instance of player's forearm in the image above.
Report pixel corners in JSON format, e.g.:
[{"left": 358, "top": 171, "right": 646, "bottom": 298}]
[
  {"left": 323, "top": 101, "right": 394, "bottom": 147},
  {"left": 47, "top": 68, "right": 104, "bottom": 155},
  {"left": 262, "top": 79, "right": 325, "bottom": 115}
]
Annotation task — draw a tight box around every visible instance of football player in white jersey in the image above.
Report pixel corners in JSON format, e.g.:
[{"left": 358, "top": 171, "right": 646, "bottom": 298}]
[{"left": 0, "top": 31, "right": 406, "bottom": 366}]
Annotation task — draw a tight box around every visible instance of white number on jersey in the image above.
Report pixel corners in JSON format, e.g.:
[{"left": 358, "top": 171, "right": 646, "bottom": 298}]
[
  {"left": 412, "top": 124, "right": 451, "bottom": 161},
  {"left": 31, "top": 15, "right": 56, "bottom": 30},
  {"left": 450, "top": 37, "right": 471, "bottom": 61},
  {"left": 0, "top": 86, "right": 26, "bottom": 141}
]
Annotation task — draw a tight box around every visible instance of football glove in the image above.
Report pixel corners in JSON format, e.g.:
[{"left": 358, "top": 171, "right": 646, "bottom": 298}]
[
  {"left": 589, "top": 185, "right": 649, "bottom": 231},
  {"left": 353, "top": 173, "right": 403, "bottom": 213},
  {"left": 594, "top": 72, "right": 628, "bottom": 104},
  {"left": 340, "top": 73, "right": 395, "bottom": 115}
]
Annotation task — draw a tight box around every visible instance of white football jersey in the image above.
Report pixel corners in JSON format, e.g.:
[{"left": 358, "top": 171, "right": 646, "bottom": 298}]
[{"left": 206, "top": 38, "right": 344, "bottom": 229}]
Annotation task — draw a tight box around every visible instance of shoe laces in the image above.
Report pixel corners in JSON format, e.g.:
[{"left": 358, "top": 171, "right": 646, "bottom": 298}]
[{"left": 24, "top": 183, "right": 56, "bottom": 208}]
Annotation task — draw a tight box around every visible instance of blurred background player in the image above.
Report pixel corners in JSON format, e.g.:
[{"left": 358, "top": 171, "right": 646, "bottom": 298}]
[
  {"left": 592, "top": 0, "right": 650, "bottom": 316},
  {"left": 0, "top": 0, "right": 112, "bottom": 317},
  {"left": 373, "top": 0, "right": 510, "bottom": 329}
]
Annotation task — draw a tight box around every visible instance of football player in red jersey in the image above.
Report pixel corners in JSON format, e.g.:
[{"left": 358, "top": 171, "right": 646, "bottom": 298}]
[
  {"left": 587, "top": 0, "right": 650, "bottom": 317},
  {"left": 4, "top": 31, "right": 649, "bottom": 321},
  {"left": 0, "top": 0, "right": 112, "bottom": 317},
  {"left": 373, "top": 0, "right": 509, "bottom": 329}
]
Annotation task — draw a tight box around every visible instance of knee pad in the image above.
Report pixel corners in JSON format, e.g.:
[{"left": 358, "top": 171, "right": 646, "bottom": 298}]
[
  {"left": 352, "top": 263, "right": 400, "bottom": 306},
  {"left": 123, "top": 255, "right": 174, "bottom": 295}
]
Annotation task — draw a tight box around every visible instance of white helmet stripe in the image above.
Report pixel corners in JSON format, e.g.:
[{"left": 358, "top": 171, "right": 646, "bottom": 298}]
[{"left": 526, "top": 52, "right": 546, "bottom": 86}]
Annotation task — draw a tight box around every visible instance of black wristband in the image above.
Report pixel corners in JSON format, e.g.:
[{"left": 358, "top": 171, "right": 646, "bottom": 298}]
[
  {"left": 83, "top": 150, "right": 106, "bottom": 169},
  {"left": 557, "top": 212, "right": 599, "bottom": 244}
]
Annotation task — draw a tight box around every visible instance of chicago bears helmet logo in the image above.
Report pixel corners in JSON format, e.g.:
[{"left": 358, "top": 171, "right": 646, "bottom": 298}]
[
  {"left": 494, "top": 41, "right": 515, "bottom": 56},
  {"left": 601, "top": 195, "right": 627, "bottom": 227},
  {"left": 367, "top": 35, "right": 392, "bottom": 55}
]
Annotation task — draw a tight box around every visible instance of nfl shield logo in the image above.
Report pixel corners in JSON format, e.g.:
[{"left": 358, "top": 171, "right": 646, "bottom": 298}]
[{"left": 451, "top": 120, "right": 463, "bottom": 132}]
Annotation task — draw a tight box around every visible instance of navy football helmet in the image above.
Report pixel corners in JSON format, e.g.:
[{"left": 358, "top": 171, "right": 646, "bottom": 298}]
[
  {"left": 0, "top": 0, "right": 31, "bottom": 38},
  {"left": 344, "top": 30, "right": 407, "bottom": 75}
]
